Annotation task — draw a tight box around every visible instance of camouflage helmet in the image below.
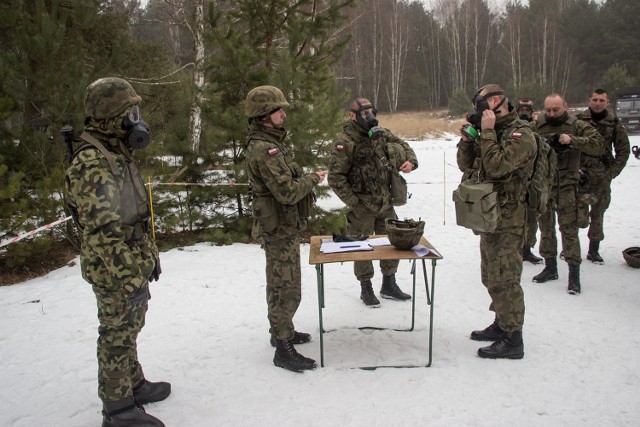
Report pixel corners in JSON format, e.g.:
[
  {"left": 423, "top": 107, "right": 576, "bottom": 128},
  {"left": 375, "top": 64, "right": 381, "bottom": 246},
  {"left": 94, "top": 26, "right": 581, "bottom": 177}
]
[
  {"left": 385, "top": 218, "right": 424, "bottom": 250},
  {"left": 622, "top": 247, "right": 640, "bottom": 268},
  {"left": 245, "top": 85, "right": 289, "bottom": 118},
  {"left": 516, "top": 99, "right": 534, "bottom": 112},
  {"left": 84, "top": 77, "right": 142, "bottom": 120}
]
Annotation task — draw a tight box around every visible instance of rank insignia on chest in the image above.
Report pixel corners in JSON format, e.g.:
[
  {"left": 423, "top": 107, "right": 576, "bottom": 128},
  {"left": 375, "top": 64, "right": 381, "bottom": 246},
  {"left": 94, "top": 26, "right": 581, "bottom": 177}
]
[
  {"left": 335, "top": 144, "right": 344, "bottom": 151},
  {"left": 512, "top": 132, "right": 522, "bottom": 138},
  {"left": 268, "top": 148, "right": 279, "bottom": 156}
]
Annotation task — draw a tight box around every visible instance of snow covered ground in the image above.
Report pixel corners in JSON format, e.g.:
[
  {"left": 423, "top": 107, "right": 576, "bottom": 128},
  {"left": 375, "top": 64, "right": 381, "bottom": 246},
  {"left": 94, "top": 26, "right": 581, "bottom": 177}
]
[{"left": 1, "top": 134, "right": 639, "bottom": 427}]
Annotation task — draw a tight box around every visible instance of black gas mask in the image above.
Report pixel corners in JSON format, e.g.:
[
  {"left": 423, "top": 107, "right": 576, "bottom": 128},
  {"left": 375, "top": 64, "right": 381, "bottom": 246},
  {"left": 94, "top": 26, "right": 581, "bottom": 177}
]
[
  {"left": 122, "top": 105, "right": 151, "bottom": 150},
  {"left": 352, "top": 100, "right": 384, "bottom": 140},
  {"left": 462, "top": 89, "right": 506, "bottom": 139}
]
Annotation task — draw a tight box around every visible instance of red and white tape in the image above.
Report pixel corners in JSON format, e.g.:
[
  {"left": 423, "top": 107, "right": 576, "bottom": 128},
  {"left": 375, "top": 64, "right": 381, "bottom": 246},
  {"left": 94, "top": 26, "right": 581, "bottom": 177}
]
[{"left": 0, "top": 216, "right": 72, "bottom": 249}]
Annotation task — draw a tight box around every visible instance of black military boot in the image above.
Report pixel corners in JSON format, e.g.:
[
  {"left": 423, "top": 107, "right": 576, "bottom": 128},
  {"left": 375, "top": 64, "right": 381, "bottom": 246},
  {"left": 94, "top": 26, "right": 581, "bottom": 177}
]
[
  {"left": 360, "top": 280, "right": 381, "bottom": 307},
  {"left": 273, "top": 339, "right": 317, "bottom": 373},
  {"left": 102, "top": 396, "right": 165, "bottom": 427},
  {"left": 568, "top": 263, "right": 581, "bottom": 295},
  {"left": 470, "top": 317, "right": 507, "bottom": 341},
  {"left": 532, "top": 257, "right": 558, "bottom": 283},
  {"left": 270, "top": 331, "right": 311, "bottom": 347},
  {"left": 522, "top": 246, "right": 543, "bottom": 264},
  {"left": 133, "top": 379, "right": 171, "bottom": 406},
  {"left": 380, "top": 274, "right": 411, "bottom": 301},
  {"left": 587, "top": 240, "right": 604, "bottom": 264},
  {"left": 477, "top": 330, "right": 524, "bottom": 359}
]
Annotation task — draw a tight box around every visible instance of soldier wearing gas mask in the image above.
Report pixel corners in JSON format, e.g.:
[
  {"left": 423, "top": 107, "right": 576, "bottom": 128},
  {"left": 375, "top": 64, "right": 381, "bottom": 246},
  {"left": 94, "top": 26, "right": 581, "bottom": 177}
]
[
  {"left": 65, "top": 77, "right": 169, "bottom": 427},
  {"left": 532, "top": 93, "right": 605, "bottom": 295},
  {"left": 328, "top": 98, "right": 418, "bottom": 307},
  {"left": 457, "top": 84, "right": 536, "bottom": 360}
]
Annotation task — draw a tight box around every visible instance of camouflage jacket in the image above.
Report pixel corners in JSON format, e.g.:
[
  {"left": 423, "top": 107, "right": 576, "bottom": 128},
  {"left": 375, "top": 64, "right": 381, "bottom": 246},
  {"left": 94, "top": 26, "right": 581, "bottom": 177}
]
[
  {"left": 327, "top": 120, "right": 418, "bottom": 212},
  {"left": 575, "top": 108, "right": 630, "bottom": 179},
  {"left": 64, "top": 133, "right": 158, "bottom": 295},
  {"left": 534, "top": 114, "right": 605, "bottom": 186},
  {"left": 245, "top": 123, "right": 320, "bottom": 233},
  {"left": 457, "top": 110, "right": 537, "bottom": 234}
]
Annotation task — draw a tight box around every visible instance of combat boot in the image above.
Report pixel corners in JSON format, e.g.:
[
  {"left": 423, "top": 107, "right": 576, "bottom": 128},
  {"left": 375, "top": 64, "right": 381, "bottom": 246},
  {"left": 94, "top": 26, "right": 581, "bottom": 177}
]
[
  {"left": 568, "top": 263, "right": 581, "bottom": 295},
  {"left": 270, "top": 331, "right": 311, "bottom": 347},
  {"left": 477, "top": 330, "right": 524, "bottom": 359},
  {"left": 360, "top": 280, "right": 380, "bottom": 307},
  {"left": 133, "top": 379, "right": 171, "bottom": 406},
  {"left": 273, "top": 339, "right": 317, "bottom": 373},
  {"left": 522, "top": 246, "right": 543, "bottom": 264},
  {"left": 470, "top": 317, "right": 507, "bottom": 341},
  {"left": 532, "top": 257, "right": 558, "bottom": 283},
  {"left": 380, "top": 274, "right": 411, "bottom": 301},
  {"left": 102, "top": 396, "right": 165, "bottom": 427},
  {"left": 587, "top": 240, "right": 604, "bottom": 264}
]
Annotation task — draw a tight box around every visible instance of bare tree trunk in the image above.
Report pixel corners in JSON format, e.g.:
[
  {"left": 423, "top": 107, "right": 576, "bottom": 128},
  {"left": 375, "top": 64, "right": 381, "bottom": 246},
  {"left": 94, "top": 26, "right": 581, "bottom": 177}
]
[
  {"left": 386, "top": 1, "right": 408, "bottom": 112},
  {"left": 189, "top": 0, "right": 205, "bottom": 152}
]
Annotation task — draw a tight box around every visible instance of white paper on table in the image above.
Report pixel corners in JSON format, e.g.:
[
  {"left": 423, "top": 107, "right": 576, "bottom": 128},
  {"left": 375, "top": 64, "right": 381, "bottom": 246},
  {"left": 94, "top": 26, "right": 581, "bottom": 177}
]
[
  {"left": 367, "top": 237, "right": 391, "bottom": 246},
  {"left": 320, "top": 241, "right": 373, "bottom": 254},
  {"left": 412, "top": 245, "right": 441, "bottom": 257}
]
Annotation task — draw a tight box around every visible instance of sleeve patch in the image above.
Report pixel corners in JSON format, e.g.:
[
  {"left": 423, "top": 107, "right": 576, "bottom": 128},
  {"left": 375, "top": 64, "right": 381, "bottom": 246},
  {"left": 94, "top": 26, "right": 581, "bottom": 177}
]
[
  {"left": 268, "top": 148, "right": 279, "bottom": 156},
  {"left": 335, "top": 144, "right": 344, "bottom": 151},
  {"left": 512, "top": 132, "right": 522, "bottom": 138}
]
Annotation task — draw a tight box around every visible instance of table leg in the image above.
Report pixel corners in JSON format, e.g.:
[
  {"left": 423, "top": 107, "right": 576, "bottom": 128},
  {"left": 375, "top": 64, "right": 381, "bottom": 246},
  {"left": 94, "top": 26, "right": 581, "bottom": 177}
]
[{"left": 315, "top": 263, "right": 325, "bottom": 367}]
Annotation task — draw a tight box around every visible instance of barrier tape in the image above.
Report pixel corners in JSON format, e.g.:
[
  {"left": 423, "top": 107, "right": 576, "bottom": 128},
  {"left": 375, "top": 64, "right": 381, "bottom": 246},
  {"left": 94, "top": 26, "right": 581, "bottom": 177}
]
[
  {"left": 148, "top": 181, "right": 250, "bottom": 187},
  {"left": 0, "top": 216, "right": 72, "bottom": 249}
]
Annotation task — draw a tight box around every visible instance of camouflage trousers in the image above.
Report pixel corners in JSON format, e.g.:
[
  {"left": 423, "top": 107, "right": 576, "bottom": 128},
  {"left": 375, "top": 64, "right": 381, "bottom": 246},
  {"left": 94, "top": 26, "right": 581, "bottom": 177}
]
[
  {"left": 480, "top": 232, "right": 525, "bottom": 332},
  {"left": 92, "top": 283, "right": 147, "bottom": 401},
  {"left": 346, "top": 203, "right": 398, "bottom": 281},
  {"left": 263, "top": 225, "right": 302, "bottom": 342},
  {"left": 538, "top": 184, "right": 582, "bottom": 265},
  {"left": 587, "top": 174, "right": 612, "bottom": 242},
  {"left": 524, "top": 212, "right": 539, "bottom": 248}
]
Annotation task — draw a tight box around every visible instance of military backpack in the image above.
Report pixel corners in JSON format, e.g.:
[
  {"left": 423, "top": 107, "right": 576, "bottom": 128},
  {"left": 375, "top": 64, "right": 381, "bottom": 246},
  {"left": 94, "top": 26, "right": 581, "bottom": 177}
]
[{"left": 519, "top": 130, "right": 557, "bottom": 217}]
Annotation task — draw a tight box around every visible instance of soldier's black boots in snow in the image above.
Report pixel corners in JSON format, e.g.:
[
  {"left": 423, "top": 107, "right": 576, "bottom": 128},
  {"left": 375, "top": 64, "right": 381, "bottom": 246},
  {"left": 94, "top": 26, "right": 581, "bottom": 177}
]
[
  {"left": 380, "top": 274, "right": 411, "bottom": 301},
  {"left": 102, "top": 396, "right": 164, "bottom": 427},
  {"left": 477, "top": 330, "right": 524, "bottom": 359},
  {"left": 470, "top": 318, "right": 507, "bottom": 342},
  {"left": 532, "top": 257, "right": 559, "bottom": 283},
  {"left": 273, "top": 339, "right": 317, "bottom": 373},
  {"left": 522, "top": 246, "right": 543, "bottom": 264},
  {"left": 360, "top": 280, "right": 381, "bottom": 307},
  {"left": 568, "top": 263, "right": 581, "bottom": 295},
  {"left": 587, "top": 240, "right": 604, "bottom": 264},
  {"left": 270, "top": 331, "right": 311, "bottom": 347},
  {"left": 133, "top": 379, "right": 171, "bottom": 406}
]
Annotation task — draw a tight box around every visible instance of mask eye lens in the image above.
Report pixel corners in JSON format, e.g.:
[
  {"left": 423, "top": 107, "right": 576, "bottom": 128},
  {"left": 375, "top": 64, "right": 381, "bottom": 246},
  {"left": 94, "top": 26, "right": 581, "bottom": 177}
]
[{"left": 127, "top": 105, "right": 140, "bottom": 124}]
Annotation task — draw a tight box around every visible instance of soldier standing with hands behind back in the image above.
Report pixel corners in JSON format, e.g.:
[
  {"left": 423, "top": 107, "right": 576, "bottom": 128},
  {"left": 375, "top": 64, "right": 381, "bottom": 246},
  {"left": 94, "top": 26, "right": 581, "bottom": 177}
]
[
  {"left": 244, "top": 85, "right": 326, "bottom": 373},
  {"left": 576, "top": 88, "right": 630, "bottom": 264},
  {"left": 65, "top": 77, "right": 169, "bottom": 427}
]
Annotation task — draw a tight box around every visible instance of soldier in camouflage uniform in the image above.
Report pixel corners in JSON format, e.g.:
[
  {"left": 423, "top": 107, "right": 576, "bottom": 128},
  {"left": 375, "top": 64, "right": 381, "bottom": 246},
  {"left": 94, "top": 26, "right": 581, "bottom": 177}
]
[
  {"left": 576, "top": 89, "right": 631, "bottom": 264},
  {"left": 65, "top": 77, "right": 169, "bottom": 427},
  {"left": 532, "top": 93, "right": 605, "bottom": 295},
  {"left": 457, "top": 84, "right": 536, "bottom": 359},
  {"left": 328, "top": 98, "right": 418, "bottom": 307},
  {"left": 244, "top": 85, "right": 327, "bottom": 373},
  {"left": 516, "top": 99, "right": 544, "bottom": 265}
]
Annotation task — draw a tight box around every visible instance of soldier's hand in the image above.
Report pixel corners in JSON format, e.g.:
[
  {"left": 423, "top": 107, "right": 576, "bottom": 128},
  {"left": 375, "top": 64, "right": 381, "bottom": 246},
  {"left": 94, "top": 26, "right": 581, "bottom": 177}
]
[
  {"left": 481, "top": 109, "right": 496, "bottom": 130},
  {"left": 399, "top": 161, "right": 413, "bottom": 173},
  {"left": 315, "top": 170, "right": 327, "bottom": 182},
  {"left": 127, "top": 282, "right": 150, "bottom": 308},
  {"left": 559, "top": 134, "right": 572, "bottom": 145},
  {"left": 149, "top": 259, "right": 161, "bottom": 282}
]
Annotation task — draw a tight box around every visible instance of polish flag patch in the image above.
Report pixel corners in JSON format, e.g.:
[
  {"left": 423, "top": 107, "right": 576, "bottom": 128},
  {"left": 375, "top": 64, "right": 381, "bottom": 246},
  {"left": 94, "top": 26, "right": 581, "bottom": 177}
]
[
  {"left": 512, "top": 132, "right": 522, "bottom": 138},
  {"left": 335, "top": 144, "right": 344, "bottom": 151},
  {"left": 268, "top": 148, "right": 279, "bottom": 156}
]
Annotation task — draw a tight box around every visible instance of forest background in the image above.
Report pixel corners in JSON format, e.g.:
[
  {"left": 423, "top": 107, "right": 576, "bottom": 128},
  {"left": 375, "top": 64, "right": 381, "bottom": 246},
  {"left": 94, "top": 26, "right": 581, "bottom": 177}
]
[{"left": 1, "top": 0, "right": 638, "bottom": 282}]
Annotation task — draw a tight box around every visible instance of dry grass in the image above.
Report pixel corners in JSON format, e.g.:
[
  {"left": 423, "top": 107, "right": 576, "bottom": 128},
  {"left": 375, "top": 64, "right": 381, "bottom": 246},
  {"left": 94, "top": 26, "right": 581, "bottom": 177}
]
[{"left": 377, "top": 109, "right": 465, "bottom": 140}]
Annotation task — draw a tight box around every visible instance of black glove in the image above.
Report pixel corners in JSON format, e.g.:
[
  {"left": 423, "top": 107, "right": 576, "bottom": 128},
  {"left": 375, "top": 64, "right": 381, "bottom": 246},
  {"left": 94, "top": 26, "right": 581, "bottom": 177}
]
[
  {"left": 127, "top": 282, "right": 150, "bottom": 308},
  {"left": 332, "top": 233, "right": 369, "bottom": 242},
  {"left": 149, "top": 258, "right": 162, "bottom": 282}
]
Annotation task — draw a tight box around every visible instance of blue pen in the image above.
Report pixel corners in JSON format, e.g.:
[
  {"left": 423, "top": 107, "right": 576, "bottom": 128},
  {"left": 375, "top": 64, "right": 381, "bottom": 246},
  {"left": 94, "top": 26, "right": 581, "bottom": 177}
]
[{"left": 340, "top": 245, "right": 359, "bottom": 248}]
